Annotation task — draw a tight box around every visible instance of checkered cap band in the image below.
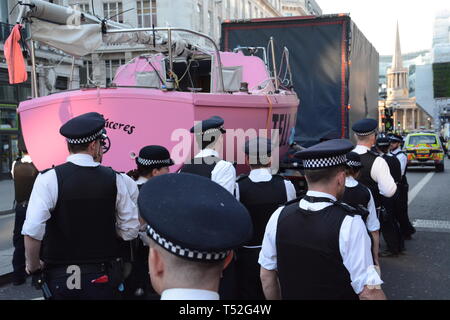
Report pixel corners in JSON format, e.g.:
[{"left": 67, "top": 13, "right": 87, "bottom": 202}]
[
  {"left": 195, "top": 126, "right": 224, "bottom": 135},
  {"left": 66, "top": 129, "right": 103, "bottom": 144},
  {"left": 147, "top": 226, "right": 229, "bottom": 261},
  {"left": 347, "top": 160, "right": 362, "bottom": 167},
  {"left": 137, "top": 157, "right": 172, "bottom": 166},
  {"left": 303, "top": 154, "right": 347, "bottom": 169},
  {"left": 355, "top": 129, "right": 377, "bottom": 136}
]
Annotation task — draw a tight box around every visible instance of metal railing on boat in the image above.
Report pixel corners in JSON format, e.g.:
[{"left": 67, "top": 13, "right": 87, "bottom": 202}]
[{"left": 105, "top": 27, "right": 226, "bottom": 94}]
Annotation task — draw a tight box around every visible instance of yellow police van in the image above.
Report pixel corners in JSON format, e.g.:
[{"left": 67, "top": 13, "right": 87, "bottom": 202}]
[{"left": 404, "top": 132, "right": 445, "bottom": 172}]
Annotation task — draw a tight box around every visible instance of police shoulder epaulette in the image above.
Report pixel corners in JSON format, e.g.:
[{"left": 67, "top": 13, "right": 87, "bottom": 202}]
[
  {"left": 368, "top": 150, "right": 380, "bottom": 156},
  {"left": 236, "top": 174, "right": 249, "bottom": 183},
  {"left": 334, "top": 201, "right": 357, "bottom": 216},
  {"left": 282, "top": 197, "right": 303, "bottom": 207}
]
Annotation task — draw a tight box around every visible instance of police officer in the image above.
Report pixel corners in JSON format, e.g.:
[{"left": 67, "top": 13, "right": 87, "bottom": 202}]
[
  {"left": 259, "top": 139, "right": 385, "bottom": 300},
  {"left": 129, "top": 145, "right": 175, "bottom": 187},
  {"left": 125, "top": 145, "right": 175, "bottom": 300},
  {"left": 375, "top": 137, "right": 404, "bottom": 257},
  {"left": 234, "top": 137, "right": 296, "bottom": 300},
  {"left": 137, "top": 173, "right": 252, "bottom": 300},
  {"left": 342, "top": 152, "right": 380, "bottom": 268},
  {"left": 389, "top": 134, "right": 416, "bottom": 240},
  {"left": 179, "top": 116, "right": 236, "bottom": 193},
  {"left": 352, "top": 119, "right": 397, "bottom": 218},
  {"left": 10, "top": 140, "right": 38, "bottom": 285},
  {"left": 22, "top": 112, "right": 140, "bottom": 300}
]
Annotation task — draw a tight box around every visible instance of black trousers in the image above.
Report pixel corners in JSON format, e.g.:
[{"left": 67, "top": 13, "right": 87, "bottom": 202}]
[
  {"left": 395, "top": 182, "right": 416, "bottom": 237},
  {"left": 122, "top": 241, "right": 159, "bottom": 300},
  {"left": 45, "top": 268, "right": 119, "bottom": 300},
  {"left": 380, "top": 194, "right": 404, "bottom": 254},
  {"left": 235, "top": 247, "right": 265, "bottom": 300},
  {"left": 12, "top": 203, "right": 27, "bottom": 282}
]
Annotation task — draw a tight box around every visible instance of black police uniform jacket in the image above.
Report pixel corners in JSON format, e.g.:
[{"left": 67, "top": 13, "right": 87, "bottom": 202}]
[
  {"left": 342, "top": 183, "right": 371, "bottom": 223},
  {"left": 237, "top": 174, "right": 287, "bottom": 246},
  {"left": 42, "top": 162, "right": 119, "bottom": 265},
  {"left": 358, "top": 151, "right": 382, "bottom": 208},
  {"left": 179, "top": 156, "right": 219, "bottom": 178},
  {"left": 276, "top": 199, "right": 359, "bottom": 300},
  {"left": 382, "top": 154, "right": 402, "bottom": 184}
]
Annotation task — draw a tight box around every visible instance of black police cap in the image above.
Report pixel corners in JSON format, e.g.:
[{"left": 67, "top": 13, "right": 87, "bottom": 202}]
[
  {"left": 388, "top": 134, "right": 403, "bottom": 143},
  {"left": 376, "top": 137, "right": 391, "bottom": 147},
  {"left": 346, "top": 152, "right": 363, "bottom": 169},
  {"left": 352, "top": 119, "right": 378, "bottom": 136},
  {"left": 136, "top": 145, "right": 174, "bottom": 168},
  {"left": 190, "top": 116, "right": 226, "bottom": 135},
  {"left": 295, "top": 139, "right": 354, "bottom": 170},
  {"left": 60, "top": 112, "right": 106, "bottom": 145},
  {"left": 138, "top": 173, "right": 253, "bottom": 262}
]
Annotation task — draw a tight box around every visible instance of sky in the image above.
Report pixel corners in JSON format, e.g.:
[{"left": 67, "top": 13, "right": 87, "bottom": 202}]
[{"left": 317, "top": 0, "right": 450, "bottom": 56}]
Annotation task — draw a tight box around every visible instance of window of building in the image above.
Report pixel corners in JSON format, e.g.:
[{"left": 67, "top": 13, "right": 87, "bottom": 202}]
[
  {"left": 103, "top": 1, "right": 123, "bottom": 23},
  {"left": 226, "top": 0, "right": 231, "bottom": 19},
  {"left": 0, "top": 105, "right": 18, "bottom": 130},
  {"left": 0, "top": 86, "right": 16, "bottom": 103},
  {"left": 197, "top": 3, "right": 203, "bottom": 31},
  {"left": 0, "top": 133, "right": 19, "bottom": 176},
  {"left": 233, "top": 0, "right": 238, "bottom": 19},
  {"left": 248, "top": 2, "right": 252, "bottom": 18},
  {"left": 105, "top": 59, "right": 125, "bottom": 85},
  {"left": 77, "top": 3, "right": 90, "bottom": 14},
  {"left": 137, "top": 0, "right": 157, "bottom": 28},
  {"left": 55, "top": 76, "right": 69, "bottom": 90},
  {"left": 17, "top": 86, "right": 31, "bottom": 102}
]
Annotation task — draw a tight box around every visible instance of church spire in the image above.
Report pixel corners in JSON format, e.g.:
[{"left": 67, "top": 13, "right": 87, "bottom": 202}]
[{"left": 392, "top": 21, "right": 404, "bottom": 70}]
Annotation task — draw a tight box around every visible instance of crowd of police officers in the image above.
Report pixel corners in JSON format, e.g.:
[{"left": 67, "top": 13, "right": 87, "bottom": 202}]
[{"left": 10, "top": 112, "right": 415, "bottom": 300}]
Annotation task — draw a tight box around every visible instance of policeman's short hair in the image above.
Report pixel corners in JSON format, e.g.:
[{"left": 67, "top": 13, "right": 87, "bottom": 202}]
[
  {"left": 304, "top": 165, "right": 346, "bottom": 184},
  {"left": 195, "top": 131, "right": 221, "bottom": 150},
  {"left": 67, "top": 141, "right": 91, "bottom": 154},
  {"left": 246, "top": 154, "right": 271, "bottom": 169},
  {"left": 354, "top": 133, "right": 375, "bottom": 143},
  {"left": 377, "top": 145, "right": 390, "bottom": 154},
  {"left": 345, "top": 166, "right": 361, "bottom": 178},
  {"left": 148, "top": 239, "right": 225, "bottom": 283}
]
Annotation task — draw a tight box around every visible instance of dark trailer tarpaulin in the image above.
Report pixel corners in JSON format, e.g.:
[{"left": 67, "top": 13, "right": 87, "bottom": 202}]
[{"left": 221, "top": 15, "right": 379, "bottom": 146}]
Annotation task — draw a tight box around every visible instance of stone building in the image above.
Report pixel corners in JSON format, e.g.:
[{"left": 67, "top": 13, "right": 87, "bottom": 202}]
[
  {"left": 379, "top": 23, "right": 433, "bottom": 133},
  {"left": 0, "top": 0, "right": 82, "bottom": 179}
]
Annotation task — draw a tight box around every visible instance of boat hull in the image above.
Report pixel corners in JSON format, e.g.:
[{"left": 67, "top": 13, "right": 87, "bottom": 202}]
[{"left": 18, "top": 87, "right": 299, "bottom": 173}]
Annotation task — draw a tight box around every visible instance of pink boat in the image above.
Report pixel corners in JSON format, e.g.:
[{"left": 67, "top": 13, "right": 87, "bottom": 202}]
[{"left": 14, "top": 2, "right": 299, "bottom": 173}]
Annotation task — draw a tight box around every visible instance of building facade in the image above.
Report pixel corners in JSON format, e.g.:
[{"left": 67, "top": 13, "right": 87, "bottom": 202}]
[
  {"left": 379, "top": 23, "right": 433, "bottom": 133},
  {"left": 63, "top": 0, "right": 289, "bottom": 87},
  {"left": 0, "top": 0, "right": 82, "bottom": 179},
  {"left": 380, "top": 11, "right": 450, "bottom": 134},
  {"left": 282, "top": 0, "right": 322, "bottom": 17}
]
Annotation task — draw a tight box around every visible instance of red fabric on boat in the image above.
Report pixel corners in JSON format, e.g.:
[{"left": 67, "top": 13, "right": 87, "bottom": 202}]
[{"left": 4, "top": 24, "right": 28, "bottom": 84}]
